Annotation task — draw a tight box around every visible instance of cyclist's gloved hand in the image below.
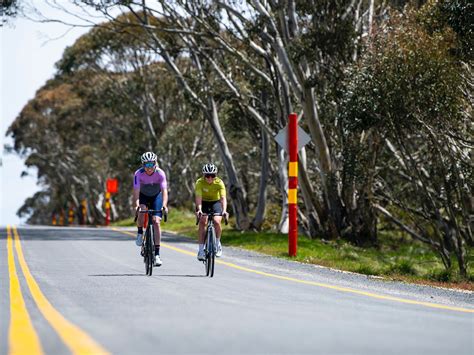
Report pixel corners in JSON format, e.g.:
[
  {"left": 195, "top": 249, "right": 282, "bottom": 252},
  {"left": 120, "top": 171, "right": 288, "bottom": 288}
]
[
  {"left": 162, "top": 205, "right": 168, "bottom": 214},
  {"left": 195, "top": 210, "right": 202, "bottom": 218}
]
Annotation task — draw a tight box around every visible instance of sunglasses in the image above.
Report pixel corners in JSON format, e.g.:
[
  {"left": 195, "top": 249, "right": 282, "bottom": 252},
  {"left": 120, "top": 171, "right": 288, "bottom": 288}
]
[
  {"left": 204, "top": 174, "right": 216, "bottom": 178},
  {"left": 143, "top": 162, "right": 155, "bottom": 168}
]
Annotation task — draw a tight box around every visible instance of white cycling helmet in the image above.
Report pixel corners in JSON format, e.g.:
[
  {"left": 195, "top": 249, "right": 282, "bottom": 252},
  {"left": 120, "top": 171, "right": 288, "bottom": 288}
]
[
  {"left": 202, "top": 163, "right": 218, "bottom": 174},
  {"left": 141, "top": 151, "right": 157, "bottom": 164}
]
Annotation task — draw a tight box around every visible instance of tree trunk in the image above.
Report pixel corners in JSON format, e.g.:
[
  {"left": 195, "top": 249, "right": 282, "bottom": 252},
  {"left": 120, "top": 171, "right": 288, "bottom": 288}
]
[
  {"left": 251, "top": 127, "right": 270, "bottom": 230},
  {"left": 346, "top": 131, "right": 379, "bottom": 246},
  {"left": 277, "top": 147, "right": 289, "bottom": 233},
  {"left": 207, "top": 97, "right": 250, "bottom": 230},
  {"left": 298, "top": 148, "right": 323, "bottom": 237}
]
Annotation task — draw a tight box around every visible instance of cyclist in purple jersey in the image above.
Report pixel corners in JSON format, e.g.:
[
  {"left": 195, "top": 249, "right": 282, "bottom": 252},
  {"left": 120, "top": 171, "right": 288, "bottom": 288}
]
[{"left": 132, "top": 151, "right": 168, "bottom": 266}]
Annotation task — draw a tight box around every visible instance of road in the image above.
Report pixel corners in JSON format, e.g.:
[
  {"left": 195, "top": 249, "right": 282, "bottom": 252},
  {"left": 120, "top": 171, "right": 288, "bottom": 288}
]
[{"left": 1, "top": 226, "right": 473, "bottom": 354}]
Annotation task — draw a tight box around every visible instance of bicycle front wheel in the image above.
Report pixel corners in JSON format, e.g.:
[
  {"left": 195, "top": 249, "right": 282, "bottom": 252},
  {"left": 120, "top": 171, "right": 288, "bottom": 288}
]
[
  {"left": 144, "top": 227, "right": 154, "bottom": 276},
  {"left": 205, "top": 256, "right": 210, "bottom": 276},
  {"left": 149, "top": 226, "right": 155, "bottom": 275},
  {"left": 207, "top": 226, "right": 216, "bottom": 277},
  {"left": 209, "top": 253, "right": 215, "bottom": 277}
]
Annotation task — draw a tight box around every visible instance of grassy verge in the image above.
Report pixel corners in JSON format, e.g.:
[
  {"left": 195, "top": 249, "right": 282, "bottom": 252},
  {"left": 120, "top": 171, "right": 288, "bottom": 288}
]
[{"left": 113, "top": 209, "right": 473, "bottom": 290}]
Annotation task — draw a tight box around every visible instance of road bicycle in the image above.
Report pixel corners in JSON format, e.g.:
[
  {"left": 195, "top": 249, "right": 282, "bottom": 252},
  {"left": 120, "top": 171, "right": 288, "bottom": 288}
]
[
  {"left": 135, "top": 207, "right": 167, "bottom": 276},
  {"left": 196, "top": 211, "right": 228, "bottom": 277}
]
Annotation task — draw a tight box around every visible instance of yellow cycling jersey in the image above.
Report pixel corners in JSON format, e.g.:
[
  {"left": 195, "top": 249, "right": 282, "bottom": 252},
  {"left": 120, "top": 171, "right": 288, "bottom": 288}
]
[{"left": 195, "top": 177, "right": 226, "bottom": 201}]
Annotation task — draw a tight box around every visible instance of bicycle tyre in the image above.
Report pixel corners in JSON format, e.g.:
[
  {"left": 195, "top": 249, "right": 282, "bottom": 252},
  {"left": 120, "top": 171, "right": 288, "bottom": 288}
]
[
  {"left": 144, "top": 228, "right": 150, "bottom": 275},
  {"left": 209, "top": 253, "right": 215, "bottom": 277},
  {"left": 208, "top": 226, "right": 216, "bottom": 277},
  {"left": 149, "top": 224, "right": 155, "bottom": 275},
  {"left": 144, "top": 226, "right": 153, "bottom": 276},
  {"left": 205, "top": 227, "right": 213, "bottom": 276},
  {"left": 205, "top": 256, "right": 210, "bottom": 276}
]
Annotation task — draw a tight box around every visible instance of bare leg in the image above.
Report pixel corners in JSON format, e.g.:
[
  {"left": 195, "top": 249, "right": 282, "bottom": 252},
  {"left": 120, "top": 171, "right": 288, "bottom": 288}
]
[
  {"left": 198, "top": 216, "right": 207, "bottom": 244},
  {"left": 137, "top": 204, "right": 147, "bottom": 228},
  {"left": 214, "top": 216, "right": 223, "bottom": 241},
  {"left": 153, "top": 216, "right": 161, "bottom": 245}
]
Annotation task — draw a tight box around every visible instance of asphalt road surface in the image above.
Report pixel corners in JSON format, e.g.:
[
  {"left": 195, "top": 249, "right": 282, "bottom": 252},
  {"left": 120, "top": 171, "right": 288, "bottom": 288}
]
[{"left": 1, "top": 226, "right": 473, "bottom": 355}]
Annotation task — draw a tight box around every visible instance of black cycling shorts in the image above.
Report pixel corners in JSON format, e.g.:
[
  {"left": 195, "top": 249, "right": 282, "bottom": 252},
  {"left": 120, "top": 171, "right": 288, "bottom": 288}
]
[
  {"left": 202, "top": 200, "right": 222, "bottom": 215},
  {"left": 139, "top": 192, "right": 163, "bottom": 217}
]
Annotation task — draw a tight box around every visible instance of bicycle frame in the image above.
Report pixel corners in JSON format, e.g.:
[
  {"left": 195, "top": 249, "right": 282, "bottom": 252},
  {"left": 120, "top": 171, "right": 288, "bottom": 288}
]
[
  {"left": 136, "top": 208, "right": 167, "bottom": 276},
  {"left": 196, "top": 212, "right": 227, "bottom": 278},
  {"left": 205, "top": 216, "right": 217, "bottom": 277}
]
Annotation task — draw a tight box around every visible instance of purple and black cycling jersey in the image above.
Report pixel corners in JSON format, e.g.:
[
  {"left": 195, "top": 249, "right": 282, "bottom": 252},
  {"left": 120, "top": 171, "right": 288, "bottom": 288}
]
[{"left": 133, "top": 167, "right": 168, "bottom": 196}]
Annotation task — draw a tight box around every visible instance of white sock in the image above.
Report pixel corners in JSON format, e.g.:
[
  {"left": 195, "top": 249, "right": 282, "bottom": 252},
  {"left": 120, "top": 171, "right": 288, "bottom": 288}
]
[{"left": 199, "top": 244, "right": 204, "bottom": 252}]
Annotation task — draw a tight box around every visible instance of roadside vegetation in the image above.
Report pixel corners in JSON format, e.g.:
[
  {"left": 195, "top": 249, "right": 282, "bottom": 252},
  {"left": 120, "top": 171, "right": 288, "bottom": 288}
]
[{"left": 7, "top": 1, "right": 472, "bottom": 281}]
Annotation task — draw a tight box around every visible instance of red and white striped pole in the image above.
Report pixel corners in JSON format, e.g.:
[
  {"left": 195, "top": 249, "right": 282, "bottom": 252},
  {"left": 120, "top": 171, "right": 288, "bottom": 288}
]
[{"left": 288, "top": 113, "right": 298, "bottom": 256}]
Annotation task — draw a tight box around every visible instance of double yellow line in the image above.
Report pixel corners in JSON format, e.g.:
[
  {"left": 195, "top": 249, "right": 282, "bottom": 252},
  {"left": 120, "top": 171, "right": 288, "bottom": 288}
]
[{"left": 6, "top": 225, "right": 109, "bottom": 355}]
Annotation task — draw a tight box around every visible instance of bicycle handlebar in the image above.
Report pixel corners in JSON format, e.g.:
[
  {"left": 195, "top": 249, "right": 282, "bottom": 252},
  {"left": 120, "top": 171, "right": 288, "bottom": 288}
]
[
  {"left": 134, "top": 207, "right": 168, "bottom": 222},
  {"left": 195, "top": 212, "right": 228, "bottom": 226}
]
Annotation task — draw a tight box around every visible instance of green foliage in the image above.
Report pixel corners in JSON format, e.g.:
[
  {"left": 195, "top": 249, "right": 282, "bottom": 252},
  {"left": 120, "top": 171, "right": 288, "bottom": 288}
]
[
  {"left": 355, "top": 265, "right": 380, "bottom": 276},
  {"left": 293, "top": 1, "right": 357, "bottom": 64},
  {"left": 338, "top": 3, "right": 472, "bottom": 277},
  {"left": 387, "top": 259, "right": 418, "bottom": 276},
  {"left": 341, "top": 7, "right": 464, "bottom": 133},
  {"left": 427, "top": 269, "right": 452, "bottom": 282},
  {"left": 419, "top": 0, "right": 473, "bottom": 60}
]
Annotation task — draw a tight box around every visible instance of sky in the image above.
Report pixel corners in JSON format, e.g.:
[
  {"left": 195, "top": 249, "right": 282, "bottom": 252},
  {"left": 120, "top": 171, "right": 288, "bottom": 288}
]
[{"left": 1, "top": 1, "right": 103, "bottom": 226}]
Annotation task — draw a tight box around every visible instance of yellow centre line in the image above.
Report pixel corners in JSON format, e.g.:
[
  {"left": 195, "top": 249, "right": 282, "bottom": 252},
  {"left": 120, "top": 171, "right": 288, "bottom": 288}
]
[
  {"left": 7, "top": 225, "right": 44, "bottom": 355},
  {"left": 114, "top": 228, "right": 474, "bottom": 314},
  {"left": 12, "top": 226, "right": 110, "bottom": 355}
]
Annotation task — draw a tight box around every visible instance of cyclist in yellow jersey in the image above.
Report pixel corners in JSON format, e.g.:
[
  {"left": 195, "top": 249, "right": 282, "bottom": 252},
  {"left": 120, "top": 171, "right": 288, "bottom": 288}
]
[{"left": 195, "top": 163, "right": 228, "bottom": 260}]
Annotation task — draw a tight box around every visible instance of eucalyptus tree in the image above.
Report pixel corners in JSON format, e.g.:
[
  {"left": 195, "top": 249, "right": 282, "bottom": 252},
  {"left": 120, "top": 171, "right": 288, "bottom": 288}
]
[
  {"left": 93, "top": 1, "right": 295, "bottom": 233},
  {"left": 147, "top": 1, "right": 283, "bottom": 230},
  {"left": 55, "top": 15, "right": 216, "bottom": 210},
  {"left": 56, "top": 13, "right": 170, "bottom": 150},
  {"left": 7, "top": 75, "right": 113, "bottom": 223},
  {"left": 91, "top": 4, "right": 254, "bottom": 229},
  {"left": 146, "top": 0, "right": 381, "bottom": 241},
  {"left": 75, "top": 0, "right": 382, "bottom": 238},
  {"left": 340, "top": 3, "right": 472, "bottom": 277},
  {"left": 152, "top": 0, "right": 375, "bottom": 241},
  {"left": 165, "top": 1, "right": 302, "bottom": 232}
]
